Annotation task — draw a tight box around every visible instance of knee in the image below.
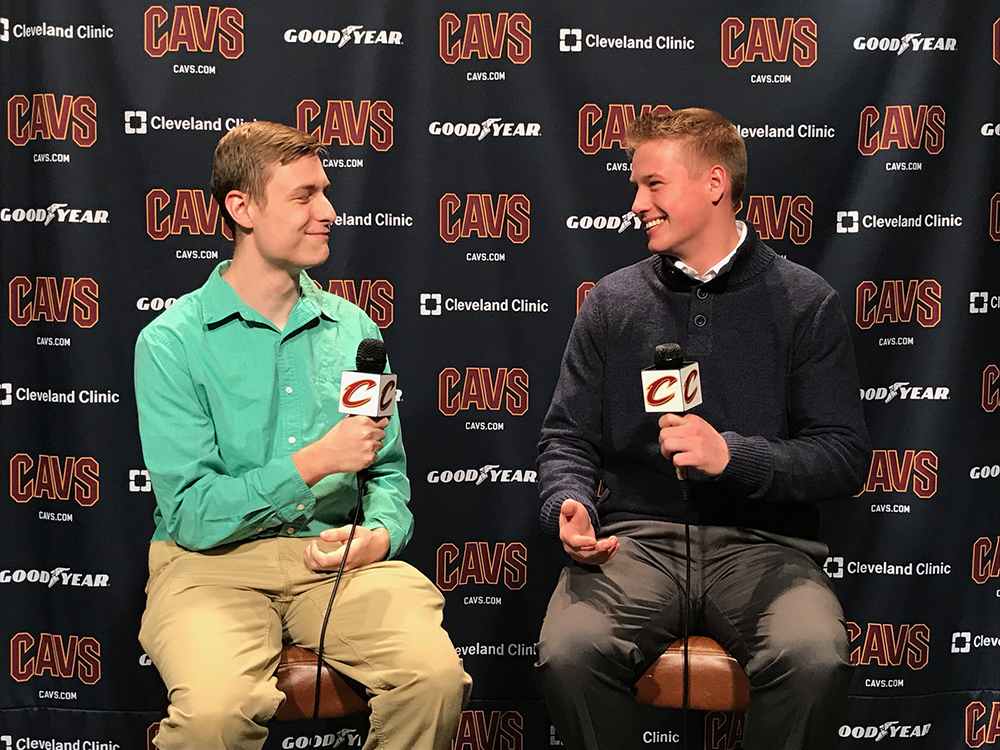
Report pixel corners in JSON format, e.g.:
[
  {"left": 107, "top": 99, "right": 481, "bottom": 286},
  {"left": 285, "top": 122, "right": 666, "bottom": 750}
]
[
  {"left": 161, "top": 678, "right": 273, "bottom": 747},
  {"left": 759, "top": 618, "right": 851, "bottom": 686},
  {"left": 406, "top": 651, "right": 472, "bottom": 706},
  {"left": 538, "top": 610, "right": 627, "bottom": 679}
]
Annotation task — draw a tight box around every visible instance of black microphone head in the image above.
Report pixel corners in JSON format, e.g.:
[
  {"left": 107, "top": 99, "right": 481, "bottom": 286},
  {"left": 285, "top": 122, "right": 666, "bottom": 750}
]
[
  {"left": 654, "top": 343, "right": 683, "bottom": 369},
  {"left": 356, "top": 338, "right": 387, "bottom": 374}
]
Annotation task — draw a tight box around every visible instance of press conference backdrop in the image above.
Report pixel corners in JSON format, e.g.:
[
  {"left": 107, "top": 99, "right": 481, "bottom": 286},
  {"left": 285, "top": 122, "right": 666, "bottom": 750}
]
[{"left": 1, "top": 1, "right": 998, "bottom": 748}]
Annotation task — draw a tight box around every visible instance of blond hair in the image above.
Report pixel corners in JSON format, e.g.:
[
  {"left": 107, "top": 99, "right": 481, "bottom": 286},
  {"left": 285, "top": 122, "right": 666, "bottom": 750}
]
[
  {"left": 210, "top": 121, "right": 324, "bottom": 235},
  {"left": 625, "top": 108, "right": 747, "bottom": 210}
]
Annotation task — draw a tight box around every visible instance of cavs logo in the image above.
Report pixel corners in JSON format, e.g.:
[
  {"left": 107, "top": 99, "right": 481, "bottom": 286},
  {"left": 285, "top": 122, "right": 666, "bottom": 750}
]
[
  {"left": 7, "top": 94, "right": 97, "bottom": 147},
  {"left": 846, "top": 622, "right": 930, "bottom": 670},
  {"left": 322, "top": 280, "right": 394, "bottom": 329},
  {"left": 10, "top": 632, "right": 101, "bottom": 684},
  {"left": 10, "top": 454, "right": 100, "bottom": 506},
  {"left": 644, "top": 373, "right": 699, "bottom": 408},
  {"left": 8, "top": 277, "right": 99, "bottom": 328},
  {"left": 857, "top": 450, "right": 938, "bottom": 498},
  {"left": 146, "top": 189, "right": 233, "bottom": 240},
  {"left": 451, "top": 710, "right": 524, "bottom": 750},
  {"left": 578, "top": 104, "right": 671, "bottom": 155},
  {"left": 972, "top": 537, "right": 1000, "bottom": 585},
  {"left": 744, "top": 195, "right": 813, "bottom": 244},
  {"left": 296, "top": 99, "right": 393, "bottom": 151},
  {"left": 858, "top": 105, "right": 945, "bottom": 156},
  {"left": 967, "top": 701, "right": 1000, "bottom": 747},
  {"left": 721, "top": 17, "right": 818, "bottom": 67},
  {"left": 439, "top": 194, "right": 530, "bottom": 243},
  {"left": 438, "top": 367, "right": 528, "bottom": 416},
  {"left": 855, "top": 280, "right": 942, "bottom": 329},
  {"left": 438, "top": 13, "right": 531, "bottom": 64},
  {"left": 576, "top": 282, "right": 595, "bottom": 314},
  {"left": 994, "top": 18, "right": 1000, "bottom": 66},
  {"left": 143, "top": 6, "right": 244, "bottom": 58},
  {"left": 984, "top": 365, "right": 999, "bottom": 412},
  {"left": 991, "top": 194, "right": 1000, "bottom": 241},
  {"left": 341, "top": 379, "right": 376, "bottom": 408},
  {"left": 705, "top": 712, "right": 745, "bottom": 750},
  {"left": 436, "top": 542, "right": 527, "bottom": 591}
]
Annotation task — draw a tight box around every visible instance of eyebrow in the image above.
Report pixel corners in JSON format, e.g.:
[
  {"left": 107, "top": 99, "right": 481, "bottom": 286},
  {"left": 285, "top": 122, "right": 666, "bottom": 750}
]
[
  {"left": 290, "top": 181, "right": 330, "bottom": 196},
  {"left": 630, "top": 171, "right": 664, "bottom": 184}
]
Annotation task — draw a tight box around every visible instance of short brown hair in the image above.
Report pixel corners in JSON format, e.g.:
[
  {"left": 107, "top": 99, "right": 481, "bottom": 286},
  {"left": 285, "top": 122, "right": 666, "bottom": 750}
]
[
  {"left": 625, "top": 108, "right": 747, "bottom": 210},
  {"left": 210, "top": 121, "right": 324, "bottom": 235}
]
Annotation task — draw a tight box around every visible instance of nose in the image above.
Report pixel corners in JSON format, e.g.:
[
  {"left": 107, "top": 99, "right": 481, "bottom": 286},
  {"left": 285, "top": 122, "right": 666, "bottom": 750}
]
[
  {"left": 631, "top": 186, "right": 649, "bottom": 219},
  {"left": 317, "top": 192, "right": 336, "bottom": 225}
]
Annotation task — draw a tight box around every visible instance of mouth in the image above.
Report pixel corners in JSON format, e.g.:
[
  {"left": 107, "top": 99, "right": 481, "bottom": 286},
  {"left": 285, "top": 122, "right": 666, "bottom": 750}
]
[{"left": 644, "top": 218, "right": 666, "bottom": 230}]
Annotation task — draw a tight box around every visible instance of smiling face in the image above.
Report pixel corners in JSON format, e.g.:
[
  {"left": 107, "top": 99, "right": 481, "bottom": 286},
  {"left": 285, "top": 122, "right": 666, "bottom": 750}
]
[
  {"left": 629, "top": 137, "right": 719, "bottom": 260},
  {"left": 240, "top": 154, "right": 337, "bottom": 273}
]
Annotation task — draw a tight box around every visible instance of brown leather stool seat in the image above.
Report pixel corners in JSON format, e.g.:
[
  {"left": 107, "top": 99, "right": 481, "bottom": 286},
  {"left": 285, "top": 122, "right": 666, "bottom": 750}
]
[
  {"left": 635, "top": 636, "right": 750, "bottom": 712},
  {"left": 272, "top": 645, "right": 369, "bottom": 722}
]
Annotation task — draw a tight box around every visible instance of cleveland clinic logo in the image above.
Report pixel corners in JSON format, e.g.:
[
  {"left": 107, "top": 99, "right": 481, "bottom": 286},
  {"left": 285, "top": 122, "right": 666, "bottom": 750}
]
[
  {"left": 1, "top": 384, "right": 11, "bottom": 406},
  {"left": 1, "top": 17, "right": 9, "bottom": 42},
  {"left": 837, "top": 209, "right": 962, "bottom": 233},
  {"left": 970, "top": 291, "right": 999, "bottom": 314},
  {"left": 419, "top": 292, "right": 548, "bottom": 316},
  {"left": 559, "top": 26, "right": 693, "bottom": 53},
  {"left": 952, "top": 631, "right": 1000, "bottom": 653},
  {"left": 129, "top": 469, "right": 152, "bottom": 493},
  {"left": 125, "top": 110, "right": 251, "bottom": 135}
]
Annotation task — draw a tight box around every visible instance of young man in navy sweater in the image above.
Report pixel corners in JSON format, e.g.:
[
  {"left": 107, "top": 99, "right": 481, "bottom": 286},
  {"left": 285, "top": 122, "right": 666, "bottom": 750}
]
[{"left": 537, "top": 108, "right": 871, "bottom": 750}]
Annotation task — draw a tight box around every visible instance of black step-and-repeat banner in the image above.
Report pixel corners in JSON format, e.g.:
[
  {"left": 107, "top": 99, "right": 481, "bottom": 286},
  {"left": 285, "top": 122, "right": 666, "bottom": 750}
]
[{"left": 2, "top": 1, "right": 998, "bottom": 748}]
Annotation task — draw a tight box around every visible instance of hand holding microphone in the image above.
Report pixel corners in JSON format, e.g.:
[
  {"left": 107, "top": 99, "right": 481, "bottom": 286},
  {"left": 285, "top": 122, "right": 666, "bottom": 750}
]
[
  {"left": 292, "top": 338, "right": 396, "bottom": 485},
  {"left": 642, "top": 343, "right": 728, "bottom": 478}
]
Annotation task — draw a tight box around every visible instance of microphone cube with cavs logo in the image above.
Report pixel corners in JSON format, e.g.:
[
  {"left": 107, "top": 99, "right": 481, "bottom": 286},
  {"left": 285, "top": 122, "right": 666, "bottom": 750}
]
[
  {"left": 339, "top": 371, "right": 398, "bottom": 417},
  {"left": 641, "top": 363, "right": 702, "bottom": 413}
]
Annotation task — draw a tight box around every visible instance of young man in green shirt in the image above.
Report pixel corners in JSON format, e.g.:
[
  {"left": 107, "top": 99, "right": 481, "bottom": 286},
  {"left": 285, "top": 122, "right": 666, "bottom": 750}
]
[{"left": 135, "top": 121, "right": 470, "bottom": 749}]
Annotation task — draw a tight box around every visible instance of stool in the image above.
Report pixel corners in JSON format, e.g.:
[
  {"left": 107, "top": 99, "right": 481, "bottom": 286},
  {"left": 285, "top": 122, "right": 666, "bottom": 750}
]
[
  {"left": 272, "top": 645, "right": 369, "bottom": 722},
  {"left": 634, "top": 636, "right": 750, "bottom": 712}
]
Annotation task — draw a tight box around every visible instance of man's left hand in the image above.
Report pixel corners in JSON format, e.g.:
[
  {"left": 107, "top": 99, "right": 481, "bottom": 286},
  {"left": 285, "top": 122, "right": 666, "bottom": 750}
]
[
  {"left": 304, "top": 525, "right": 390, "bottom": 573},
  {"left": 658, "top": 413, "right": 730, "bottom": 476}
]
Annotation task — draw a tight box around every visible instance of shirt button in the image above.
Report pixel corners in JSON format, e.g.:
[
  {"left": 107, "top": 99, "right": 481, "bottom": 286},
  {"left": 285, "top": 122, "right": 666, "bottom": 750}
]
[
  {"left": 286, "top": 527, "right": 295, "bottom": 535},
  {"left": 297, "top": 504, "right": 305, "bottom": 511},
  {"left": 285, "top": 386, "right": 293, "bottom": 394},
  {"left": 696, "top": 288, "right": 709, "bottom": 299},
  {"left": 694, "top": 314, "right": 707, "bottom": 327},
  {"left": 256, "top": 527, "right": 263, "bottom": 533},
  {"left": 288, "top": 436, "right": 296, "bottom": 444}
]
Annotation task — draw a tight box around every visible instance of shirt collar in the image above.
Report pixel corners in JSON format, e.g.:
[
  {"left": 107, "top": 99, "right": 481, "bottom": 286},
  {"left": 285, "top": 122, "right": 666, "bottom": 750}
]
[
  {"left": 671, "top": 221, "right": 748, "bottom": 282},
  {"left": 201, "top": 261, "right": 338, "bottom": 329}
]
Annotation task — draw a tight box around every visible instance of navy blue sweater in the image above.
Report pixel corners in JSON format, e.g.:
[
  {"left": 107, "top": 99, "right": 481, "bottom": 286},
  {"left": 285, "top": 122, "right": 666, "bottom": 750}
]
[{"left": 538, "top": 227, "right": 871, "bottom": 542}]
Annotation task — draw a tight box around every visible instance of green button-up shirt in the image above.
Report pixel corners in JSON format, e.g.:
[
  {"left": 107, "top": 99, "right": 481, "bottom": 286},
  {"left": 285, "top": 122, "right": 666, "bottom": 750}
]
[{"left": 134, "top": 262, "right": 412, "bottom": 556}]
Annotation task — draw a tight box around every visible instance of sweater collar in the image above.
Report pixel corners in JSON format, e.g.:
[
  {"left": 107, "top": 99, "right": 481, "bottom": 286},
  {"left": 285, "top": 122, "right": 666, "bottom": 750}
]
[{"left": 652, "top": 222, "right": 776, "bottom": 290}]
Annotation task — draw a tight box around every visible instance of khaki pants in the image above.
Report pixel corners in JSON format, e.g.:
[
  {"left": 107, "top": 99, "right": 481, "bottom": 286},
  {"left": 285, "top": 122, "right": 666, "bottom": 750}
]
[{"left": 140, "top": 537, "right": 471, "bottom": 750}]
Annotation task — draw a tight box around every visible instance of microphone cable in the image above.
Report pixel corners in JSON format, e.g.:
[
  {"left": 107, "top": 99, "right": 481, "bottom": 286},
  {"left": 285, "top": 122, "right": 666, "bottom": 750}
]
[
  {"left": 312, "top": 471, "right": 365, "bottom": 723},
  {"left": 677, "top": 465, "right": 692, "bottom": 750}
]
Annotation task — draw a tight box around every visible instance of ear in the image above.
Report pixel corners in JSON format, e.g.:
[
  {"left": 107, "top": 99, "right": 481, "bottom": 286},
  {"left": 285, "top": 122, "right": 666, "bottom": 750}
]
[
  {"left": 224, "top": 189, "right": 254, "bottom": 232},
  {"left": 707, "top": 165, "right": 730, "bottom": 207}
]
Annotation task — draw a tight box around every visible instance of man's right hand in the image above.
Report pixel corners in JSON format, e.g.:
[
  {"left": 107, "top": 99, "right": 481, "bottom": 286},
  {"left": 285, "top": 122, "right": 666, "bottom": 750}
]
[
  {"left": 559, "top": 499, "right": 619, "bottom": 565},
  {"left": 293, "top": 416, "right": 388, "bottom": 487}
]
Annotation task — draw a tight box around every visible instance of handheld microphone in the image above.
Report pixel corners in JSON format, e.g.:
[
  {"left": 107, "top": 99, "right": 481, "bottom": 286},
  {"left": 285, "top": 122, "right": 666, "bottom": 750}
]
[
  {"left": 641, "top": 343, "right": 702, "bottom": 479},
  {"left": 339, "top": 338, "right": 397, "bottom": 418},
  {"left": 641, "top": 343, "right": 702, "bottom": 414}
]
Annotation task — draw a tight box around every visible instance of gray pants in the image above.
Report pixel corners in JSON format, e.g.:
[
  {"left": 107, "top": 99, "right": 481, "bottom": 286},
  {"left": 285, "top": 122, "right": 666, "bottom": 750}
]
[{"left": 537, "top": 520, "right": 852, "bottom": 750}]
